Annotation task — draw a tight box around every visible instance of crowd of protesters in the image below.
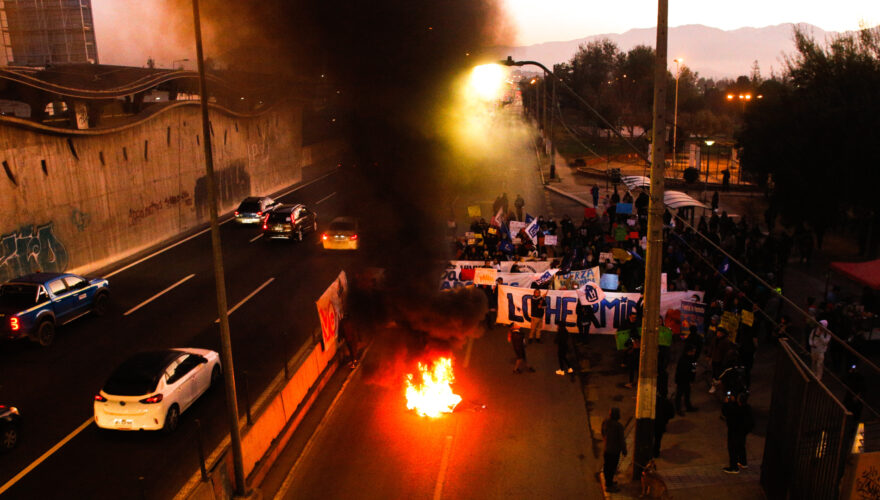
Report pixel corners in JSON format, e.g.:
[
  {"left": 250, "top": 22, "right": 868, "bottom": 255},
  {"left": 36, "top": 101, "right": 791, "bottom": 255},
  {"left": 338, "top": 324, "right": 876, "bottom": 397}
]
[{"left": 453, "top": 184, "right": 877, "bottom": 483}]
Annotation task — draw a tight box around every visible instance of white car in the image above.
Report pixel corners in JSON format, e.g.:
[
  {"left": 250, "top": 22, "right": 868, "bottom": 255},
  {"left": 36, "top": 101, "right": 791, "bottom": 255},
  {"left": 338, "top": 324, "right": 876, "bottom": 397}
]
[{"left": 94, "top": 348, "right": 221, "bottom": 432}]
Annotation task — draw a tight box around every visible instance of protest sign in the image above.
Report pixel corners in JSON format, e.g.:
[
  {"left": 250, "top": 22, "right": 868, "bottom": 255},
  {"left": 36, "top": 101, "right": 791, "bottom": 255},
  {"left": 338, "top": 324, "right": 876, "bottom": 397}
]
[
  {"left": 465, "top": 231, "right": 474, "bottom": 239},
  {"left": 467, "top": 205, "right": 481, "bottom": 218},
  {"left": 721, "top": 311, "right": 740, "bottom": 342},
  {"left": 509, "top": 220, "right": 526, "bottom": 235},
  {"left": 680, "top": 300, "right": 706, "bottom": 334},
  {"left": 616, "top": 202, "right": 633, "bottom": 215},
  {"left": 611, "top": 248, "right": 632, "bottom": 262},
  {"left": 741, "top": 310, "right": 754, "bottom": 327},
  {"left": 441, "top": 261, "right": 552, "bottom": 289},
  {"left": 554, "top": 267, "right": 601, "bottom": 290},
  {"left": 599, "top": 252, "right": 614, "bottom": 264},
  {"left": 544, "top": 235, "right": 558, "bottom": 246},
  {"left": 473, "top": 267, "right": 498, "bottom": 286},
  {"left": 498, "top": 260, "right": 551, "bottom": 273},
  {"left": 316, "top": 271, "right": 348, "bottom": 353},
  {"left": 487, "top": 227, "right": 497, "bottom": 235},
  {"left": 600, "top": 273, "right": 619, "bottom": 290}
]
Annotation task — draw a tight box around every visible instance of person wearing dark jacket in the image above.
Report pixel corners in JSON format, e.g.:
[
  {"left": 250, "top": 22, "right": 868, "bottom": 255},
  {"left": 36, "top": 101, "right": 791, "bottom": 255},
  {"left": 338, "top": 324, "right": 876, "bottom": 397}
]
[
  {"left": 709, "top": 327, "right": 736, "bottom": 394},
  {"left": 555, "top": 322, "right": 575, "bottom": 375},
  {"left": 576, "top": 301, "right": 596, "bottom": 340},
  {"left": 722, "top": 393, "right": 753, "bottom": 473},
  {"left": 654, "top": 392, "right": 675, "bottom": 457},
  {"left": 602, "top": 407, "right": 627, "bottom": 492},
  {"left": 675, "top": 345, "right": 699, "bottom": 415}
]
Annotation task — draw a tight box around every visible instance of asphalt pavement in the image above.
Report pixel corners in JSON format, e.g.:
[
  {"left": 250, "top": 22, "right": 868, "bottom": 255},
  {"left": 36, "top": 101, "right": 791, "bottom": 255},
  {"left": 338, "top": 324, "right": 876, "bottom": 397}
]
[{"left": 0, "top": 169, "right": 375, "bottom": 499}]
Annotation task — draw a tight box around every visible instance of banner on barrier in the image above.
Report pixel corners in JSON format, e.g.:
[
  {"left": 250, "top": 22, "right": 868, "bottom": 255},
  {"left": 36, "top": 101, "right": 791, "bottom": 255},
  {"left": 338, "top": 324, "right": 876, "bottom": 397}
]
[
  {"left": 496, "top": 286, "right": 704, "bottom": 334},
  {"left": 554, "top": 266, "right": 601, "bottom": 290},
  {"left": 473, "top": 267, "right": 498, "bottom": 285},
  {"left": 316, "top": 271, "right": 348, "bottom": 353}
]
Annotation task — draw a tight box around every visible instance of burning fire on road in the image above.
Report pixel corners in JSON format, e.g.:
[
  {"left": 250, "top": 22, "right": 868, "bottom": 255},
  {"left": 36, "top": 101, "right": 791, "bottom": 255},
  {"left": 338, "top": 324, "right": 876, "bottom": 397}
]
[{"left": 405, "top": 357, "right": 462, "bottom": 417}]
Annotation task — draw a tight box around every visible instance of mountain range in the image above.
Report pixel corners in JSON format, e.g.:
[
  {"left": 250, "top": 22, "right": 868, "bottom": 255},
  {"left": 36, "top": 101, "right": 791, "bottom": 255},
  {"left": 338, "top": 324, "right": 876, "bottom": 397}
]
[{"left": 505, "top": 23, "right": 839, "bottom": 79}]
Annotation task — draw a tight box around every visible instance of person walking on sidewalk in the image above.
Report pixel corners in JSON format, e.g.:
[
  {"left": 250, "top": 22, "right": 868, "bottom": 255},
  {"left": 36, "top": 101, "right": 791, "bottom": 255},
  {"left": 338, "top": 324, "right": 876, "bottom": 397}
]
[
  {"left": 591, "top": 184, "right": 600, "bottom": 208},
  {"left": 722, "top": 393, "right": 754, "bottom": 474},
  {"left": 509, "top": 323, "right": 534, "bottom": 374},
  {"left": 654, "top": 391, "right": 675, "bottom": 458},
  {"left": 602, "top": 407, "right": 627, "bottom": 492},
  {"left": 555, "top": 321, "right": 575, "bottom": 375},
  {"left": 709, "top": 327, "right": 736, "bottom": 394},
  {"left": 675, "top": 344, "right": 699, "bottom": 415},
  {"left": 809, "top": 319, "right": 832, "bottom": 381},
  {"left": 514, "top": 194, "right": 525, "bottom": 222},
  {"left": 528, "top": 289, "right": 547, "bottom": 343}
]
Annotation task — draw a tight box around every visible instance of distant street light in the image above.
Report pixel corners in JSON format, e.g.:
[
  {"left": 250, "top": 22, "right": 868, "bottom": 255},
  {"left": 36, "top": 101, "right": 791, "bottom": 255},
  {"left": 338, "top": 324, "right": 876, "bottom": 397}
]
[
  {"left": 726, "top": 92, "right": 762, "bottom": 112},
  {"left": 672, "top": 58, "right": 683, "bottom": 174},
  {"left": 703, "top": 139, "right": 715, "bottom": 200},
  {"left": 172, "top": 58, "right": 190, "bottom": 70}
]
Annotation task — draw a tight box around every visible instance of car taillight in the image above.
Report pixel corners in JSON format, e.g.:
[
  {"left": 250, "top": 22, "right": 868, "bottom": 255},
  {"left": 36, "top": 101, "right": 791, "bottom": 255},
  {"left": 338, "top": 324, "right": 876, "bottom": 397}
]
[
  {"left": 262, "top": 223, "right": 268, "bottom": 230},
  {"left": 234, "top": 211, "right": 239, "bottom": 216},
  {"left": 287, "top": 216, "right": 292, "bottom": 222},
  {"left": 139, "top": 394, "right": 163, "bottom": 404},
  {"left": 10, "top": 317, "right": 19, "bottom": 331},
  {"left": 257, "top": 211, "right": 262, "bottom": 216},
  {"left": 94, "top": 394, "right": 107, "bottom": 402},
  {"left": 322, "top": 234, "right": 328, "bottom": 240},
  {"left": 350, "top": 234, "right": 358, "bottom": 240}
]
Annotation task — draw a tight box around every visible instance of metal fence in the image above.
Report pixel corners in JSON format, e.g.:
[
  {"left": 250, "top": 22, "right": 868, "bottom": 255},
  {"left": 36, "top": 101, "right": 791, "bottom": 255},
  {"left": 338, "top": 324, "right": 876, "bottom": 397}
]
[{"left": 761, "top": 339, "right": 852, "bottom": 500}]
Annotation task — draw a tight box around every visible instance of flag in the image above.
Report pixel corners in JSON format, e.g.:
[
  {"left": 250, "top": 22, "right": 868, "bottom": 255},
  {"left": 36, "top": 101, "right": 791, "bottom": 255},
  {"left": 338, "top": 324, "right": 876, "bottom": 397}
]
[
  {"left": 534, "top": 269, "right": 559, "bottom": 287},
  {"left": 577, "top": 281, "right": 605, "bottom": 305},
  {"left": 499, "top": 239, "right": 515, "bottom": 254},
  {"left": 491, "top": 207, "right": 505, "bottom": 228},
  {"left": 719, "top": 257, "right": 730, "bottom": 274},
  {"left": 524, "top": 214, "right": 540, "bottom": 243},
  {"left": 499, "top": 219, "right": 511, "bottom": 240}
]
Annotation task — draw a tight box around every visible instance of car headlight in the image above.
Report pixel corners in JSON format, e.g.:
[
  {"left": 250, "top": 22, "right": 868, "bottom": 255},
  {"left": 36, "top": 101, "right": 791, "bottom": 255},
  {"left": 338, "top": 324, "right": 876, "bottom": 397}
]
[{"left": 9, "top": 407, "right": 19, "bottom": 415}]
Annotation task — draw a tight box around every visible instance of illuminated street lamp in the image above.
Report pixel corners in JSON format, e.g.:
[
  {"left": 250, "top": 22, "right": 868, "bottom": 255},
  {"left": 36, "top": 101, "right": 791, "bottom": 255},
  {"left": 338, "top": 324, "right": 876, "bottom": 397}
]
[
  {"left": 726, "top": 92, "right": 762, "bottom": 112},
  {"left": 672, "top": 58, "right": 683, "bottom": 173},
  {"left": 703, "top": 139, "right": 715, "bottom": 200}
]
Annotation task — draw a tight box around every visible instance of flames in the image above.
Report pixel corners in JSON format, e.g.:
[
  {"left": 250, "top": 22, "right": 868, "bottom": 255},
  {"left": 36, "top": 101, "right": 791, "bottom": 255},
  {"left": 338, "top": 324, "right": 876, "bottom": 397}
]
[{"left": 405, "top": 357, "right": 462, "bottom": 417}]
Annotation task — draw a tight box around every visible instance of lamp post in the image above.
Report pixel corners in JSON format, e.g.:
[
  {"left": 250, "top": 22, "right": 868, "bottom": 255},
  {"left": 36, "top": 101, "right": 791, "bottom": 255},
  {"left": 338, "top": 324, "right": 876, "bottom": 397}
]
[
  {"left": 190, "top": 0, "right": 247, "bottom": 495},
  {"left": 172, "top": 58, "right": 190, "bottom": 70},
  {"left": 672, "top": 58, "right": 683, "bottom": 174}
]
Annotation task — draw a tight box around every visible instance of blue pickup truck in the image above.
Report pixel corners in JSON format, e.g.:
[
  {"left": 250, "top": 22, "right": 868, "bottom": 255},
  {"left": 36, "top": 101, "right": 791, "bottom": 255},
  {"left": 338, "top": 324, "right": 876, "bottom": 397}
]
[{"left": 0, "top": 272, "right": 110, "bottom": 346}]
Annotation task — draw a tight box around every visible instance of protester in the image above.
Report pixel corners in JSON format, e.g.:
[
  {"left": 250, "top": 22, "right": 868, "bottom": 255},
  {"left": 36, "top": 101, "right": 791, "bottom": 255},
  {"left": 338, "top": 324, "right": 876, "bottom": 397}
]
[
  {"left": 654, "top": 391, "right": 675, "bottom": 458},
  {"left": 602, "top": 407, "right": 627, "bottom": 492},
  {"left": 809, "top": 319, "right": 831, "bottom": 381},
  {"left": 509, "top": 323, "right": 534, "bottom": 374},
  {"left": 555, "top": 321, "right": 575, "bottom": 375},
  {"left": 514, "top": 194, "right": 525, "bottom": 222},
  {"left": 721, "top": 393, "right": 753, "bottom": 474},
  {"left": 576, "top": 300, "right": 596, "bottom": 342},
  {"left": 675, "top": 344, "right": 699, "bottom": 415},
  {"left": 591, "top": 184, "right": 600, "bottom": 208},
  {"left": 528, "top": 288, "right": 547, "bottom": 343},
  {"left": 709, "top": 327, "right": 736, "bottom": 394}
]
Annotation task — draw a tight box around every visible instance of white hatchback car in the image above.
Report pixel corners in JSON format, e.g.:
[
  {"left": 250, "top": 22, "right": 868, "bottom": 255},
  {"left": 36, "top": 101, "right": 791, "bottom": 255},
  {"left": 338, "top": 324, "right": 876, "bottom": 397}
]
[{"left": 94, "top": 348, "right": 221, "bottom": 432}]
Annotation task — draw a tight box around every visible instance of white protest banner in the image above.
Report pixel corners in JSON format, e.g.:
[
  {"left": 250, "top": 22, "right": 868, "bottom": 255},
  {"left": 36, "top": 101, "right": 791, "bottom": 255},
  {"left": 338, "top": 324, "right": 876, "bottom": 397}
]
[
  {"left": 544, "top": 235, "right": 558, "bottom": 246},
  {"left": 497, "top": 272, "right": 537, "bottom": 288},
  {"left": 509, "top": 221, "right": 526, "bottom": 235},
  {"left": 473, "top": 267, "right": 498, "bottom": 286},
  {"left": 498, "top": 260, "right": 552, "bottom": 273},
  {"left": 316, "top": 271, "right": 348, "bottom": 354},
  {"left": 497, "top": 286, "right": 704, "bottom": 334},
  {"left": 441, "top": 261, "right": 553, "bottom": 289},
  {"left": 555, "top": 266, "right": 601, "bottom": 290}
]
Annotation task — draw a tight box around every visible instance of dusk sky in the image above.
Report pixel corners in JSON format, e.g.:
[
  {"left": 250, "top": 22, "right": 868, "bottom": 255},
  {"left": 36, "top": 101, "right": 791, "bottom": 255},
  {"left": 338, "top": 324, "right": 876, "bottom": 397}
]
[{"left": 92, "top": 0, "right": 880, "bottom": 67}]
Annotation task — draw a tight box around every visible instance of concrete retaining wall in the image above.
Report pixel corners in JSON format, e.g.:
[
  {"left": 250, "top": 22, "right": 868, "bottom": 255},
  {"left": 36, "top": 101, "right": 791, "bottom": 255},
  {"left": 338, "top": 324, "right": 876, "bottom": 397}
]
[{"left": 0, "top": 104, "right": 344, "bottom": 280}]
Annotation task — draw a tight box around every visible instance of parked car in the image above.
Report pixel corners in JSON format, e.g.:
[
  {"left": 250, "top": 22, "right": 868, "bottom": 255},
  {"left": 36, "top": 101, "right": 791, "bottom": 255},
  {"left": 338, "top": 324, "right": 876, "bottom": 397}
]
[
  {"left": 234, "top": 196, "right": 278, "bottom": 225},
  {"left": 322, "top": 217, "right": 359, "bottom": 250},
  {"left": 94, "top": 348, "right": 221, "bottom": 432},
  {"left": 0, "top": 405, "right": 21, "bottom": 452},
  {"left": 0, "top": 272, "right": 110, "bottom": 346},
  {"left": 262, "top": 204, "right": 318, "bottom": 241}
]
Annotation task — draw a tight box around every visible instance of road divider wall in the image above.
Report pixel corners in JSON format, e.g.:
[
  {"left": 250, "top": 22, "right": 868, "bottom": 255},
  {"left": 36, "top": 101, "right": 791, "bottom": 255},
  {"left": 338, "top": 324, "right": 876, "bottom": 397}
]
[{"left": 0, "top": 102, "right": 346, "bottom": 282}]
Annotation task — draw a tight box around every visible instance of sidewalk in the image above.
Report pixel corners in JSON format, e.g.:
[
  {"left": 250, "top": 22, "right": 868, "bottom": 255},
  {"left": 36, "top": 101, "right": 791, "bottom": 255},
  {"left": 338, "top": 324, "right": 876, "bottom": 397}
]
[{"left": 574, "top": 335, "right": 768, "bottom": 500}]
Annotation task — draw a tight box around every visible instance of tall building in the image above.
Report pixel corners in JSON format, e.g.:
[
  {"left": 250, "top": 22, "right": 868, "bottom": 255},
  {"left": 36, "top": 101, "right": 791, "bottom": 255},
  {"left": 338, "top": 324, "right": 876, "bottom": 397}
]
[{"left": 0, "top": 0, "right": 98, "bottom": 66}]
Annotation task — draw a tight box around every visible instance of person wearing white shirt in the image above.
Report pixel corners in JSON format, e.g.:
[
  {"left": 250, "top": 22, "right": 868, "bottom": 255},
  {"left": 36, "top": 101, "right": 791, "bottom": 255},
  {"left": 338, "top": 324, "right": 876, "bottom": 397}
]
[{"left": 809, "top": 319, "right": 832, "bottom": 381}]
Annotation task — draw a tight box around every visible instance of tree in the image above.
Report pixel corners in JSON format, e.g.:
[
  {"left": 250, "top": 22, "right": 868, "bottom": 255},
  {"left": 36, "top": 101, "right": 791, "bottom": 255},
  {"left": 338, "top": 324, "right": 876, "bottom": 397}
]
[{"left": 736, "top": 26, "right": 880, "bottom": 255}]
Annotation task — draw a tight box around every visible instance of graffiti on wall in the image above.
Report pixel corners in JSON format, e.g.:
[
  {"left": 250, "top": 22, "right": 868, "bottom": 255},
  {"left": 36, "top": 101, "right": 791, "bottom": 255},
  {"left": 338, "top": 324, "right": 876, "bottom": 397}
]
[
  {"left": 194, "top": 160, "right": 251, "bottom": 219},
  {"left": 0, "top": 222, "right": 69, "bottom": 282},
  {"left": 70, "top": 208, "right": 91, "bottom": 232},
  {"left": 128, "top": 191, "right": 193, "bottom": 226}
]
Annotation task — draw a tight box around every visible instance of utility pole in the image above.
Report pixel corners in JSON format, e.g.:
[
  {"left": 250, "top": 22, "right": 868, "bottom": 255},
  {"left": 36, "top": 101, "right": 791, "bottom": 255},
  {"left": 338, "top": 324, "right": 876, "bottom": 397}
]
[
  {"left": 633, "top": 0, "right": 668, "bottom": 481},
  {"left": 549, "top": 74, "right": 556, "bottom": 180},
  {"left": 191, "top": 0, "right": 247, "bottom": 495}
]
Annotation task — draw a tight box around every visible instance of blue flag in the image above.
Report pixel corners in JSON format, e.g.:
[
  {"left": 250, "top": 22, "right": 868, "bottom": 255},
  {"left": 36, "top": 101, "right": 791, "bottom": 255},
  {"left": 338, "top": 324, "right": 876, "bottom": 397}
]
[
  {"left": 719, "top": 257, "right": 730, "bottom": 274},
  {"left": 499, "top": 239, "right": 515, "bottom": 254}
]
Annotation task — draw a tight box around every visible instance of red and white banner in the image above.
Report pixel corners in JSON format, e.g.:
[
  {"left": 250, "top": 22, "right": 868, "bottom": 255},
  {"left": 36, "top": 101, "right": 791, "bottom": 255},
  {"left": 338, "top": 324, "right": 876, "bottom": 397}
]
[{"left": 316, "top": 271, "right": 348, "bottom": 353}]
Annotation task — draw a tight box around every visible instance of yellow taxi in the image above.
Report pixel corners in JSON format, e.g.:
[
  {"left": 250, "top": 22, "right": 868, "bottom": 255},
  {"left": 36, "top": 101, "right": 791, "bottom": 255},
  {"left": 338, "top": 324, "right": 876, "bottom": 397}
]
[{"left": 322, "top": 217, "right": 359, "bottom": 250}]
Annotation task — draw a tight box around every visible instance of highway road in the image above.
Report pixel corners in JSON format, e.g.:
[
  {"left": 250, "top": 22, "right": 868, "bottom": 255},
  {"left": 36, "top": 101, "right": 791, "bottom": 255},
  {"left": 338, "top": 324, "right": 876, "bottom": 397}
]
[{"left": 0, "top": 169, "right": 368, "bottom": 499}]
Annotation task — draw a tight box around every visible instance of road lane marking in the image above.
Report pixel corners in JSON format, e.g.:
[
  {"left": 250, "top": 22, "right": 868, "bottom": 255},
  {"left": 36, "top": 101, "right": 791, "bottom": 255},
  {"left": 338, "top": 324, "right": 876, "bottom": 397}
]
[
  {"left": 106, "top": 169, "right": 339, "bottom": 278},
  {"left": 315, "top": 192, "right": 336, "bottom": 205},
  {"left": 433, "top": 435, "right": 454, "bottom": 500},
  {"left": 0, "top": 418, "right": 93, "bottom": 495},
  {"left": 249, "top": 233, "right": 263, "bottom": 243},
  {"left": 273, "top": 342, "right": 373, "bottom": 500},
  {"left": 215, "top": 277, "right": 274, "bottom": 323},
  {"left": 123, "top": 274, "right": 195, "bottom": 316},
  {"left": 463, "top": 337, "right": 475, "bottom": 368}
]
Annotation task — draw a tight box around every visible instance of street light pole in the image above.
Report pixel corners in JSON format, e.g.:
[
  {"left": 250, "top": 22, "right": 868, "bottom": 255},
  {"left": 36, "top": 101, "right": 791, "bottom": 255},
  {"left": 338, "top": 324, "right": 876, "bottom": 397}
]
[
  {"left": 172, "top": 58, "right": 190, "bottom": 70},
  {"left": 703, "top": 139, "right": 714, "bottom": 201},
  {"left": 672, "top": 58, "right": 682, "bottom": 174},
  {"left": 633, "top": 0, "right": 668, "bottom": 481},
  {"left": 549, "top": 75, "right": 557, "bottom": 180},
  {"left": 191, "top": 0, "right": 247, "bottom": 495}
]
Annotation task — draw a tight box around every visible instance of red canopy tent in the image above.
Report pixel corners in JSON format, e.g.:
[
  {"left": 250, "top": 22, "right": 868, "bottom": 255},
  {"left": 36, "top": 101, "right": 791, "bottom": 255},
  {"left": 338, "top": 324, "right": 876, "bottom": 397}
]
[{"left": 830, "top": 259, "right": 880, "bottom": 290}]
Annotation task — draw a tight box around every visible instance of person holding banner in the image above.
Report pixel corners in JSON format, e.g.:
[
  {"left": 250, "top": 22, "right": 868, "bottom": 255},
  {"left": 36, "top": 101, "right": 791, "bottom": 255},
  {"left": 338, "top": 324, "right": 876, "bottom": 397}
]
[{"left": 528, "top": 289, "right": 548, "bottom": 343}]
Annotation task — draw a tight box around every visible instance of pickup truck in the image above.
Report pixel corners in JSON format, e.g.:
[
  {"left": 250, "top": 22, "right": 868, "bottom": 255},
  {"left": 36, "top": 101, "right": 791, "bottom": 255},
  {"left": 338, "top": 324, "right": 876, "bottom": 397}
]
[{"left": 0, "top": 272, "right": 110, "bottom": 346}]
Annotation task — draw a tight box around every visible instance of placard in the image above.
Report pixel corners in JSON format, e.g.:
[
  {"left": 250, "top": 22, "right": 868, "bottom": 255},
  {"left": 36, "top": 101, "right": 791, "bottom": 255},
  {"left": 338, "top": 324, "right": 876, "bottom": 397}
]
[
  {"left": 473, "top": 267, "right": 498, "bottom": 285},
  {"left": 599, "top": 252, "right": 614, "bottom": 263},
  {"left": 467, "top": 205, "right": 481, "bottom": 218},
  {"left": 544, "top": 235, "right": 558, "bottom": 246}
]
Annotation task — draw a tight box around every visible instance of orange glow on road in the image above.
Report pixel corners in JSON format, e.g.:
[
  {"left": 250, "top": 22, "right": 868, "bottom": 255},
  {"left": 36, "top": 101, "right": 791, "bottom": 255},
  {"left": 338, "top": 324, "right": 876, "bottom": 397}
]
[{"left": 405, "top": 357, "right": 462, "bottom": 418}]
